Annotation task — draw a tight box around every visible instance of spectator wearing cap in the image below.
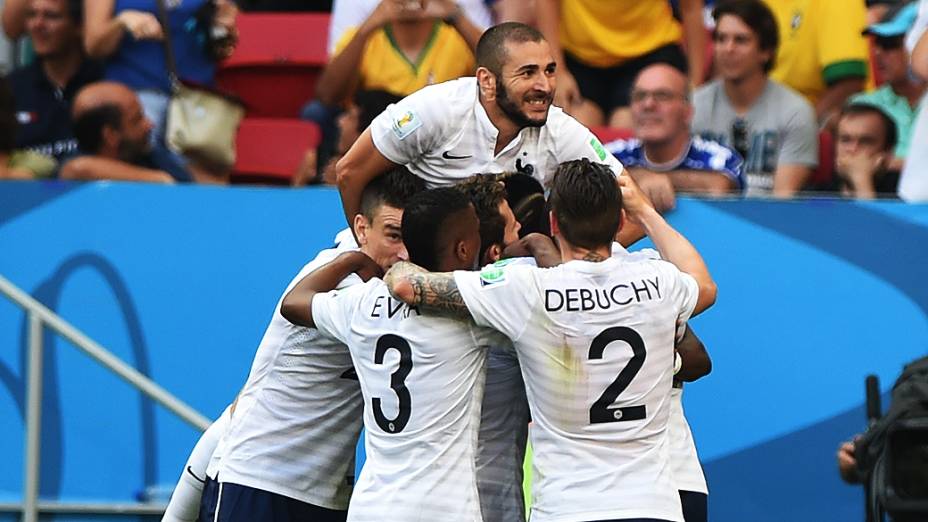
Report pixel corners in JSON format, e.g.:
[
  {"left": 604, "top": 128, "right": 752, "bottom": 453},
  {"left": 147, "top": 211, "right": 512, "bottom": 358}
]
[
  {"left": 851, "top": 2, "right": 925, "bottom": 172},
  {"left": 607, "top": 63, "right": 744, "bottom": 212},
  {"left": 7, "top": 0, "right": 103, "bottom": 163},
  {"left": 832, "top": 103, "right": 900, "bottom": 198},
  {"left": 693, "top": 0, "right": 818, "bottom": 197},
  {"left": 762, "top": 0, "right": 869, "bottom": 126}
]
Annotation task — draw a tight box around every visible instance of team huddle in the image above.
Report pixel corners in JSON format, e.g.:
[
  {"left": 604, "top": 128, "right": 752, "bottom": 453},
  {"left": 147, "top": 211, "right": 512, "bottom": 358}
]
[{"left": 161, "top": 23, "right": 717, "bottom": 522}]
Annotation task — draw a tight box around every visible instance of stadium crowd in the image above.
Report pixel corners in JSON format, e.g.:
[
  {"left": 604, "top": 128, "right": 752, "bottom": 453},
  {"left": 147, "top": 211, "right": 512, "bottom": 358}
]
[{"left": 0, "top": 0, "right": 926, "bottom": 201}]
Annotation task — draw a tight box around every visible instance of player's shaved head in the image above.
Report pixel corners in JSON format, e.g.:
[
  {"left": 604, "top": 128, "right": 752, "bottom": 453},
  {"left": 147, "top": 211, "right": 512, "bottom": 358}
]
[
  {"left": 360, "top": 167, "right": 427, "bottom": 221},
  {"left": 402, "top": 188, "right": 481, "bottom": 272},
  {"left": 476, "top": 22, "right": 546, "bottom": 77},
  {"left": 549, "top": 159, "right": 622, "bottom": 250}
]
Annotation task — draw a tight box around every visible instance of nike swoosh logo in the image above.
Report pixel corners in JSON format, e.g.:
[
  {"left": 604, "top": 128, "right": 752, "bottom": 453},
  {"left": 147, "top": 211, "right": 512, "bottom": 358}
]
[{"left": 442, "top": 151, "right": 472, "bottom": 160}]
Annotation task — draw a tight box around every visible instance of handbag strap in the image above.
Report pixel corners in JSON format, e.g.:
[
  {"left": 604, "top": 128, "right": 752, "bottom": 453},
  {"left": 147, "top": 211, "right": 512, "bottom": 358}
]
[{"left": 154, "top": 0, "right": 181, "bottom": 93}]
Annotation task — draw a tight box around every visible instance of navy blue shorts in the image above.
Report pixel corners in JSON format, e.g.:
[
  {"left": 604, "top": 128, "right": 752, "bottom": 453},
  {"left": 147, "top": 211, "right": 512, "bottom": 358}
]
[
  {"left": 680, "top": 490, "right": 708, "bottom": 522},
  {"left": 213, "top": 482, "right": 347, "bottom": 522},
  {"left": 198, "top": 475, "right": 219, "bottom": 522}
]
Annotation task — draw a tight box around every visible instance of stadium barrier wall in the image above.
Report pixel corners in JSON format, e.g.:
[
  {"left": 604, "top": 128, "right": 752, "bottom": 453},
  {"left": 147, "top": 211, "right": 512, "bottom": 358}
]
[{"left": 1, "top": 181, "right": 927, "bottom": 521}]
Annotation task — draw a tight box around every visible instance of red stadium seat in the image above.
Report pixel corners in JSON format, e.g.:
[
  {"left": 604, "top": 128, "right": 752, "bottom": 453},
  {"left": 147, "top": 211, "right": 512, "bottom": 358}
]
[
  {"left": 809, "top": 130, "right": 834, "bottom": 187},
  {"left": 232, "top": 118, "right": 321, "bottom": 184},
  {"left": 590, "top": 126, "right": 635, "bottom": 145},
  {"left": 217, "top": 13, "right": 330, "bottom": 118}
]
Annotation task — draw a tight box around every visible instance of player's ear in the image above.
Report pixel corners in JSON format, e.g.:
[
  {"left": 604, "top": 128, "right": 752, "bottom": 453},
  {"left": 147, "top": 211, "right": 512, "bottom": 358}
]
[
  {"left": 476, "top": 67, "right": 497, "bottom": 102},
  {"left": 354, "top": 213, "right": 370, "bottom": 246},
  {"left": 485, "top": 243, "right": 502, "bottom": 265},
  {"left": 456, "top": 239, "right": 469, "bottom": 262}
]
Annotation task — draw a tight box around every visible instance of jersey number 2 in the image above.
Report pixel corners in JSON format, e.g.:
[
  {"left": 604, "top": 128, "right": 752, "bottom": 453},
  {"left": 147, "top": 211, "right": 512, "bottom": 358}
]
[
  {"left": 372, "top": 334, "right": 412, "bottom": 433},
  {"left": 589, "top": 326, "right": 647, "bottom": 424}
]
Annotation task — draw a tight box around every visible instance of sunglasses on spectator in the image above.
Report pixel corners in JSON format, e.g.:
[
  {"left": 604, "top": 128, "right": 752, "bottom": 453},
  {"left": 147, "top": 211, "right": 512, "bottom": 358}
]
[
  {"left": 873, "top": 35, "right": 905, "bottom": 50},
  {"left": 629, "top": 89, "right": 687, "bottom": 104}
]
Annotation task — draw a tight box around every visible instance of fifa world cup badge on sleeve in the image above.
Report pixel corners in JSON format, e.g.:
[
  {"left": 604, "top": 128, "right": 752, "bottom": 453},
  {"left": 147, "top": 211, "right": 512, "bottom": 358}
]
[
  {"left": 479, "top": 259, "right": 514, "bottom": 287},
  {"left": 589, "top": 136, "right": 608, "bottom": 161},
  {"left": 391, "top": 108, "right": 422, "bottom": 140}
]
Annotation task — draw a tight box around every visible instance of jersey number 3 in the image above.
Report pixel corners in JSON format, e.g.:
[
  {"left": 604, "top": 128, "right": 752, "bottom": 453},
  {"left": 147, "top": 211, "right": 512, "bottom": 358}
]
[
  {"left": 372, "top": 334, "right": 412, "bottom": 433},
  {"left": 589, "top": 326, "right": 647, "bottom": 424}
]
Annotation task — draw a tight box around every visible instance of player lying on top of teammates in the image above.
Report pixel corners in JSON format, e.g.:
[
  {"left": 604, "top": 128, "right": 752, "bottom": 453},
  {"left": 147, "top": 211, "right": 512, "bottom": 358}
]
[
  {"left": 385, "top": 160, "right": 717, "bottom": 522},
  {"left": 161, "top": 168, "right": 425, "bottom": 522},
  {"left": 336, "top": 22, "right": 648, "bottom": 247},
  {"left": 280, "top": 187, "right": 504, "bottom": 522}
]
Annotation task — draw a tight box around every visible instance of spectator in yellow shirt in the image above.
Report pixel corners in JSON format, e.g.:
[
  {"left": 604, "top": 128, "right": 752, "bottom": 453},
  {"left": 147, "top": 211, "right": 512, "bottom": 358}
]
[
  {"left": 762, "top": 0, "right": 869, "bottom": 125},
  {"left": 315, "top": 0, "right": 482, "bottom": 106},
  {"left": 536, "top": 0, "right": 707, "bottom": 129}
]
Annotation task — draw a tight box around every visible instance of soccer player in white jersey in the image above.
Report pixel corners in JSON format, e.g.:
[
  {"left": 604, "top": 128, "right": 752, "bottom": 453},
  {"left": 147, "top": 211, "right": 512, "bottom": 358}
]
[
  {"left": 335, "top": 22, "right": 633, "bottom": 235},
  {"left": 178, "top": 169, "right": 425, "bottom": 522},
  {"left": 609, "top": 244, "right": 713, "bottom": 522},
  {"left": 454, "top": 175, "right": 537, "bottom": 522},
  {"left": 386, "top": 161, "right": 717, "bottom": 522},
  {"left": 280, "top": 188, "right": 500, "bottom": 522}
]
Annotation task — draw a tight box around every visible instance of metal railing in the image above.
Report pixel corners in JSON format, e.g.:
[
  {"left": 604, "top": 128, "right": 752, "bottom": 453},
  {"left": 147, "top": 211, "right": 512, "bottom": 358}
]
[{"left": 0, "top": 273, "right": 211, "bottom": 522}]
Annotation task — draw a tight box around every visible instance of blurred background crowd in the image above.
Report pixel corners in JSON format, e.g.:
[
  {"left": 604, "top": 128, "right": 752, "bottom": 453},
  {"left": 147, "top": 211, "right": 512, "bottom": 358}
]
[{"left": 0, "top": 0, "right": 926, "bottom": 205}]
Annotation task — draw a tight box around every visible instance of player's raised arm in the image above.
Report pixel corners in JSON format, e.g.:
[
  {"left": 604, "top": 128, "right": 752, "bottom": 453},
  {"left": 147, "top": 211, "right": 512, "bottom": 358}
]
[
  {"left": 281, "top": 251, "right": 383, "bottom": 328},
  {"left": 336, "top": 128, "right": 401, "bottom": 231},
  {"left": 384, "top": 261, "right": 472, "bottom": 320},
  {"left": 619, "top": 172, "right": 717, "bottom": 315}
]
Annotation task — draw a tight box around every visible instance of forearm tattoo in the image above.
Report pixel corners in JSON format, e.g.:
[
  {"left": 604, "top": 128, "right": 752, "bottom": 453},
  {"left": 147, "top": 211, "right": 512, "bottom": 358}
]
[{"left": 408, "top": 272, "right": 470, "bottom": 319}]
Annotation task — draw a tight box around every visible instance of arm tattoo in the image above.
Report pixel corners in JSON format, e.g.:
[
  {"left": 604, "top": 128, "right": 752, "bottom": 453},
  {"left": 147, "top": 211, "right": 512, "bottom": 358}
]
[{"left": 407, "top": 272, "right": 470, "bottom": 319}]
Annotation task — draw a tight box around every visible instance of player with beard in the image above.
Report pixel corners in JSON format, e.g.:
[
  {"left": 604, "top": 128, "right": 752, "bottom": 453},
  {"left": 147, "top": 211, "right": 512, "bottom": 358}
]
[
  {"left": 468, "top": 172, "right": 713, "bottom": 522},
  {"left": 335, "top": 22, "right": 634, "bottom": 241},
  {"left": 281, "top": 188, "right": 500, "bottom": 522},
  {"left": 385, "top": 160, "right": 717, "bottom": 522}
]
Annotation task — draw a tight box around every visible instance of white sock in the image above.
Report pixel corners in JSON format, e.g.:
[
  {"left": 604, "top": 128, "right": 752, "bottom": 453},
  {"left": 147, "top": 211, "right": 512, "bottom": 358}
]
[{"left": 162, "top": 407, "right": 231, "bottom": 522}]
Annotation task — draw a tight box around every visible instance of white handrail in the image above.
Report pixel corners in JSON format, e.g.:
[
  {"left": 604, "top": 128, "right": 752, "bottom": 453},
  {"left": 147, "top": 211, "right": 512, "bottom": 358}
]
[
  {"left": 0, "top": 273, "right": 211, "bottom": 430},
  {"left": 0, "top": 273, "right": 210, "bottom": 521}
]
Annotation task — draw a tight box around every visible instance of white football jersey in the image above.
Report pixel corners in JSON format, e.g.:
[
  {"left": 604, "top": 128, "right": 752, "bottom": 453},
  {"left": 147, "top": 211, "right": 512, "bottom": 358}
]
[
  {"left": 670, "top": 387, "right": 708, "bottom": 494},
  {"left": 312, "top": 278, "right": 504, "bottom": 522},
  {"left": 216, "top": 247, "right": 364, "bottom": 510},
  {"left": 455, "top": 257, "right": 699, "bottom": 522},
  {"left": 369, "top": 78, "right": 624, "bottom": 189},
  {"left": 612, "top": 244, "right": 709, "bottom": 495}
]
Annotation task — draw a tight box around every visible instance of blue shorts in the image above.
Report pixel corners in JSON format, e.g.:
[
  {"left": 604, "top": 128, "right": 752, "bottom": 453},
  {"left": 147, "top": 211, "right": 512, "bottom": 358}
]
[
  {"left": 213, "top": 481, "right": 347, "bottom": 522},
  {"left": 198, "top": 475, "right": 219, "bottom": 522},
  {"left": 680, "top": 490, "right": 708, "bottom": 522}
]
